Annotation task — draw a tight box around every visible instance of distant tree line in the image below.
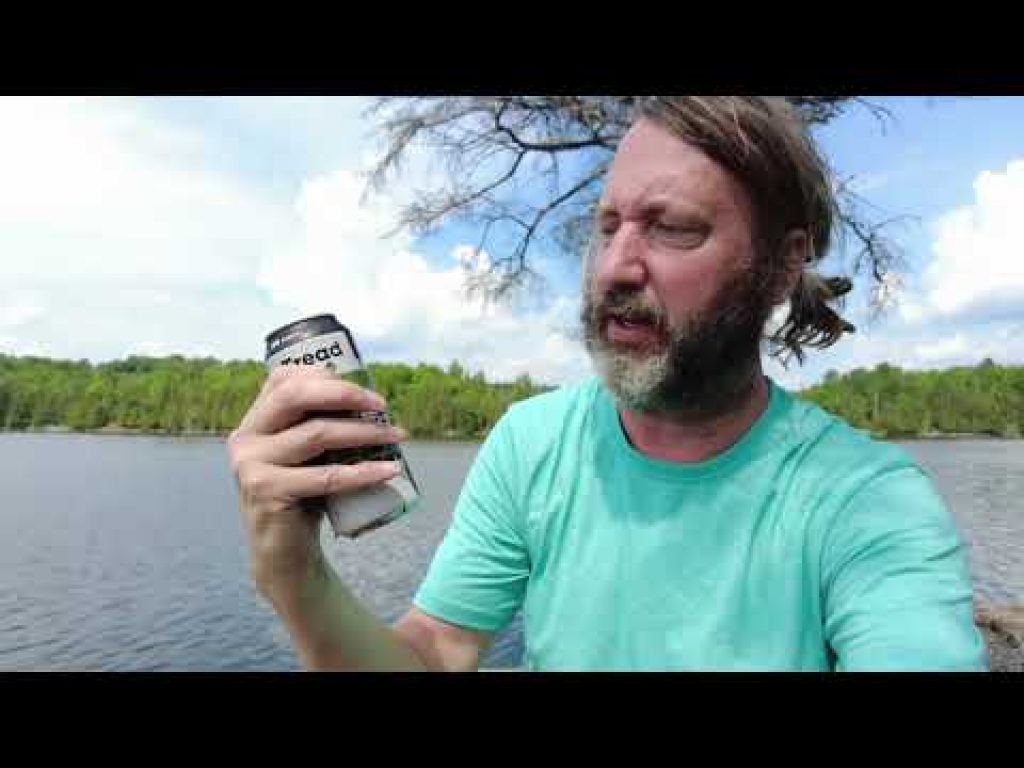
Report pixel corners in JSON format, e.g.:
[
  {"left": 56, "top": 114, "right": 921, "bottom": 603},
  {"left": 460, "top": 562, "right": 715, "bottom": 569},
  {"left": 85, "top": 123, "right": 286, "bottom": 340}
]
[
  {"left": 0, "top": 354, "right": 549, "bottom": 439},
  {"left": 2, "top": 354, "right": 1021, "bottom": 440},
  {"left": 802, "top": 360, "right": 1023, "bottom": 438}
]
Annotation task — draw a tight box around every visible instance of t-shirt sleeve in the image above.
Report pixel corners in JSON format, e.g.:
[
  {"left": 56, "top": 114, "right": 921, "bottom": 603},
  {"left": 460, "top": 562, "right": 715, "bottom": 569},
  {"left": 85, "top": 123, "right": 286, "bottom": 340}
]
[
  {"left": 822, "top": 466, "right": 988, "bottom": 671},
  {"left": 413, "top": 410, "right": 530, "bottom": 634}
]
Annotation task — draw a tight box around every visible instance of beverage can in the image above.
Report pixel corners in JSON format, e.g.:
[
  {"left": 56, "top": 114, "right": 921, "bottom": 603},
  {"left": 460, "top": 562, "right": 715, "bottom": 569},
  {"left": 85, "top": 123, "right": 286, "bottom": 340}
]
[{"left": 264, "top": 314, "right": 420, "bottom": 538}]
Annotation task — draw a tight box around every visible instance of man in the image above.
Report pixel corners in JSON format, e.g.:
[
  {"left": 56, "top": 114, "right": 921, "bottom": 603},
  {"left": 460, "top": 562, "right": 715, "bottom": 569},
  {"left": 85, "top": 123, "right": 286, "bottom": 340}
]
[{"left": 228, "top": 97, "right": 987, "bottom": 671}]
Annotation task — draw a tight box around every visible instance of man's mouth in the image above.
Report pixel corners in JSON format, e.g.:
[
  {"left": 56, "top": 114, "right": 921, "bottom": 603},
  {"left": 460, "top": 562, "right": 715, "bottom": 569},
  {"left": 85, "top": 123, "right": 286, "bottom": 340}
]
[{"left": 604, "top": 310, "right": 665, "bottom": 347}]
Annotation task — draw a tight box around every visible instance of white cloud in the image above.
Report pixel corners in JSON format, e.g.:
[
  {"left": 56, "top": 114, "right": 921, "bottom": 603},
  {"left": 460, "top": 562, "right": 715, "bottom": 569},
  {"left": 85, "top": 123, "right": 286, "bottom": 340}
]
[
  {"left": 260, "top": 168, "right": 591, "bottom": 385},
  {"left": 780, "top": 314, "right": 1024, "bottom": 391},
  {"left": 901, "top": 159, "right": 1024, "bottom": 324},
  {"left": 777, "top": 157, "right": 1024, "bottom": 388},
  {"left": 0, "top": 97, "right": 301, "bottom": 364},
  {"left": 0, "top": 97, "right": 289, "bottom": 289},
  {"left": 0, "top": 295, "right": 45, "bottom": 330},
  {"left": 913, "top": 333, "right": 970, "bottom": 363},
  {"left": 8, "top": 97, "right": 1024, "bottom": 397},
  {"left": 0, "top": 97, "right": 592, "bottom": 386}
]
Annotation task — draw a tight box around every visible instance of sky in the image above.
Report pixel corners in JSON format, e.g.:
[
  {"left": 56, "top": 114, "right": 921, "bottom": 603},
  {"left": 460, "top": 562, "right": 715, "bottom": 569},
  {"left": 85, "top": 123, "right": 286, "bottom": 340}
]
[{"left": 1, "top": 95, "right": 1022, "bottom": 391}]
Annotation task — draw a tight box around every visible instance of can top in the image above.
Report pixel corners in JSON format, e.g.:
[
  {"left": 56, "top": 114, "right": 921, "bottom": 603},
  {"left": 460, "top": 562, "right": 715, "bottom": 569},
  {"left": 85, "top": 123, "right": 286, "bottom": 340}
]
[{"left": 265, "top": 314, "right": 348, "bottom": 359}]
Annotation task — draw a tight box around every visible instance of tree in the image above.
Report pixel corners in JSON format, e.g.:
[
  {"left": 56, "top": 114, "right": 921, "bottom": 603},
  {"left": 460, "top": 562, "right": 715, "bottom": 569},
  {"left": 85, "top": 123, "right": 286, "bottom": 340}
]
[{"left": 365, "top": 96, "right": 906, "bottom": 315}]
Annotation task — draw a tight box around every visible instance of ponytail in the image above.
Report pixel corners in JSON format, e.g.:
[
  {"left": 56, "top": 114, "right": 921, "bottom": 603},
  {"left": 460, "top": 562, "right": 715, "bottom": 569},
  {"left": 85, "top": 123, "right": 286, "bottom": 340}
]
[{"left": 770, "top": 271, "right": 855, "bottom": 365}]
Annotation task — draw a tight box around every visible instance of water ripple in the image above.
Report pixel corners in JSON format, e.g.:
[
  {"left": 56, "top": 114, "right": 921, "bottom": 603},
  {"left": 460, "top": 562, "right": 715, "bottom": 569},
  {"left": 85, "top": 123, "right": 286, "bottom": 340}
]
[{"left": 1, "top": 434, "right": 1020, "bottom": 670}]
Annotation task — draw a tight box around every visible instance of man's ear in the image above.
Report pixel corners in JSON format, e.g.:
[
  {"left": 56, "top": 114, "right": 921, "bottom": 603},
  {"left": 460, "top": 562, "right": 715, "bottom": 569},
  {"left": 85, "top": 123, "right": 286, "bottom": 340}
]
[{"left": 772, "top": 229, "right": 810, "bottom": 304}]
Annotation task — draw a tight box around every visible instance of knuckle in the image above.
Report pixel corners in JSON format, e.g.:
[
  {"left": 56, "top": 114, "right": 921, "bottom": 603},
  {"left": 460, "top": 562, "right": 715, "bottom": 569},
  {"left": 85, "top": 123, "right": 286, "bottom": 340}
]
[
  {"left": 276, "top": 377, "right": 304, "bottom": 411},
  {"left": 333, "top": 378, "right": 361, "bottom": 401},
  {"left": 304, "top": 419, "right": 331, "bottom": 455},
  {"left": 238, "top": 462, "right": 272, "bottom": 498},
  {"left": 361, "top": 427, "right": 389, "bottom": 446},
  {"left": 324, "top": 463, "right": 357, "bottom": 494},
  {"left": 233, "top": 397, "right": 261, "bottom": 432},
  {"left": 226, "top": 426, "right": 252, "bottom": 451},
  {"left": 265, "top": 365, "right": 292, "bottom": 390},
  {"left": 322, "top": 465, "right": 342, "bottom": 497},
  {"left": 226, "top": 436, "right": 247, "bottom": 474}
]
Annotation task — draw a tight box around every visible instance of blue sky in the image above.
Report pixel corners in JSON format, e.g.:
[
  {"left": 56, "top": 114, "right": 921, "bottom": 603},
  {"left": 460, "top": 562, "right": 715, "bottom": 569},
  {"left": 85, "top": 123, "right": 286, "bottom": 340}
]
[{"left": 0, "top": 96, "right": 1022, "bottom": 389}]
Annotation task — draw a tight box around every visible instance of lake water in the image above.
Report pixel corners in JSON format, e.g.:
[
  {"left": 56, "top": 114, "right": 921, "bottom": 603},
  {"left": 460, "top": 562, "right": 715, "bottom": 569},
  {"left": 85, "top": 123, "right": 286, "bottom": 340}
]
[{"left": 0, "top": 434, "right": 1020, "bottom": 671}]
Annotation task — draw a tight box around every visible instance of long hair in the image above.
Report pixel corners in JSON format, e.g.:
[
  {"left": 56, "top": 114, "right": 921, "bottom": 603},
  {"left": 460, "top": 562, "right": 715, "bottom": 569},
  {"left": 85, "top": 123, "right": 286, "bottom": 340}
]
[{"left": 635, "top": 96, "right": 855, "bottom": 364}]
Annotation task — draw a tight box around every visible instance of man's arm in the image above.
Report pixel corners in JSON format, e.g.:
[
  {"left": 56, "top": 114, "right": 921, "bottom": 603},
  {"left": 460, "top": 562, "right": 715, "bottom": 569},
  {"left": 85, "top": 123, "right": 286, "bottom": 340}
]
[
  {"left": 229, "top": 364, "right": 503, "bottom": 672},
  {"left": 274, "top": 554, "right": 493, "bottom": 671},
  {"left": 279, "top": 404, "right": 530, "bottom": 672},
  {"left": 822, "top": 467, "right": 988, "bottom": 671},
  {"left": 410, "top": 407, "right": 531, "bottom": 645},
  {"left": 394, "top": 607, "right": 494, "bottom": 672}
]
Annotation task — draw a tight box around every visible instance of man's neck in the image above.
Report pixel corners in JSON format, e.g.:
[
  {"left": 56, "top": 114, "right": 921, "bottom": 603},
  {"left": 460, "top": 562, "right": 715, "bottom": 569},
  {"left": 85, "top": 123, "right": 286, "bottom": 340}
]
[{"left": 618, "top": 369, "right": 771, "bottom": 464}]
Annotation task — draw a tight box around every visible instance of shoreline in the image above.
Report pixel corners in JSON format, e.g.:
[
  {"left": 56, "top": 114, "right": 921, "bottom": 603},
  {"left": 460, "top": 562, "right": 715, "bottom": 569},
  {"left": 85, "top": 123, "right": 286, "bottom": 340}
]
[
  {"left": 883, "top": 433, "right": 1021, "bottom": 441},
  {"left": 4, "top": 426, "right": 1018, "bottom": 442},
  {"left": 0, "top": 426, "right": 486, "bottom": 443}
]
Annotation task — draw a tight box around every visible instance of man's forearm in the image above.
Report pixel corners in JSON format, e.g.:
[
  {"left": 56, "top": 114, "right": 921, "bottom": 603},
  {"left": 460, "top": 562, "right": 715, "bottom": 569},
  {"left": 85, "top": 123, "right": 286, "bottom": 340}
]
[{"left": 273, "top": 562, "right": 429, "bottom": 672}]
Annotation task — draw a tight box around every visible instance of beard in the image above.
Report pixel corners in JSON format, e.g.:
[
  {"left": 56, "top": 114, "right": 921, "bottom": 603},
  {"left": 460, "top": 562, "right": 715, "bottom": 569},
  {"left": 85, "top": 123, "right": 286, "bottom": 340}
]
[{"left": 581, "top": 263, "right": 775, "bottom": 422}]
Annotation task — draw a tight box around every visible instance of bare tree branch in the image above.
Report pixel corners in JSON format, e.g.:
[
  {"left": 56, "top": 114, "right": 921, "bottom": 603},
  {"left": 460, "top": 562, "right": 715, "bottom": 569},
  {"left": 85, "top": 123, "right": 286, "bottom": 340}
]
[{"left": 363, "top": 96, "right": 903, "bottom": 315}]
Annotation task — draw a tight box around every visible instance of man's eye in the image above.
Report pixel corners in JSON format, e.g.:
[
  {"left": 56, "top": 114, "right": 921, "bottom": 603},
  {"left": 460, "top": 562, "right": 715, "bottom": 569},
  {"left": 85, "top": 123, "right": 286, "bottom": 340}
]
[{"left": 649, "top": 221, "right": 705, "bottom": 246}]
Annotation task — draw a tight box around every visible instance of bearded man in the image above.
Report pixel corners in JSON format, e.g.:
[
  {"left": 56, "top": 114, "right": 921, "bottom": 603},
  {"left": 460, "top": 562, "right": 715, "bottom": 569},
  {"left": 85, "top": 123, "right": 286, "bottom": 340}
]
[{"left": 228, "top": 97, "right": 986, "bottom": 672}]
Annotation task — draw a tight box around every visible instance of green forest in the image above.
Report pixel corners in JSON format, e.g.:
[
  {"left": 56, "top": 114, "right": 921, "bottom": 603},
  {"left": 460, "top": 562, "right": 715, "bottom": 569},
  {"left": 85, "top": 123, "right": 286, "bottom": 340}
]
[
  {"left": 1, "top": 354, "right": 1021, "bottom": 440},
  {"left": 801, "top": 360, "right": 1023, "bottom": 438},
  {"left": 0, "top": 354, "right": 548, "bottom": 439}
]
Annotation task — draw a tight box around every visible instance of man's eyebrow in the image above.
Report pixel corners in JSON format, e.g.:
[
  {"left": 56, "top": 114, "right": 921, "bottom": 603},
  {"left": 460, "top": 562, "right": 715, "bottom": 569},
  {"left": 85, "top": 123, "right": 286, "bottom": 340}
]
[
  {"left": 598, "top": 196, "right": 707, "bottom": 219},
  {"left": 638, "top": 192, "right": 709, "bottom": 214}
]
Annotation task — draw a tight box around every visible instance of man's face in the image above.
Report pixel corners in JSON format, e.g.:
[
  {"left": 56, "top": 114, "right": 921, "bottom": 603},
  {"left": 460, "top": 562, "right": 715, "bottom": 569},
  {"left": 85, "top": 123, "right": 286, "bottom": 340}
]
[{"left": 582, "top": 118, "right": 777, "bottom": 419}]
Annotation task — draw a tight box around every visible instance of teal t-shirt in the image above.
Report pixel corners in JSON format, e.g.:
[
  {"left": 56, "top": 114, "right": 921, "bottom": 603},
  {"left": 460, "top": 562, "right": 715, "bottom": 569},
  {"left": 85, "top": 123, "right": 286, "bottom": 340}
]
[{"left": 413, "top": 377, "right": 987, "bottom": 671}]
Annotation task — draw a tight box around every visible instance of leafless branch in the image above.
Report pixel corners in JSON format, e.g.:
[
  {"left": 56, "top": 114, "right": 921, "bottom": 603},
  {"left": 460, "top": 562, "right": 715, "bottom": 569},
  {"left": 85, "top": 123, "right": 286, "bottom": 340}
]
[{"left": 363, "top": 96, "right": 906, "bottom": 313}]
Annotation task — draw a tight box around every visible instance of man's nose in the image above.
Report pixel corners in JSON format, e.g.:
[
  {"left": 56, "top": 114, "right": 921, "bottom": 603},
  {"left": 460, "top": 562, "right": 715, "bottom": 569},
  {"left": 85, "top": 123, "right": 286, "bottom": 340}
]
[{"left": 597, "top": 223, "right": 649, "bottom": 287}]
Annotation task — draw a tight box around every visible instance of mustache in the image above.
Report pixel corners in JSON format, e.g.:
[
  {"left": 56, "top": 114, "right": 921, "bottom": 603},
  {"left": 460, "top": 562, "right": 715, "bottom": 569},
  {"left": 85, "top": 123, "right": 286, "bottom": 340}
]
[{"left": 593, "top": 286, "right": 668, "bottom": 332}]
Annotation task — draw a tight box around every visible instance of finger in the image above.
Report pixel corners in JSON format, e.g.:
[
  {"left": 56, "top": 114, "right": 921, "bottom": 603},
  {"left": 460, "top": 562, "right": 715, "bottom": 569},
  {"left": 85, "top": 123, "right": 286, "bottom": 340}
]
[
  {"left": 240, "top": 459, "right": 403, "bottom": 503},
  {"left": 240, "top": 375, "right": 388, "bottom": 436},
  {"left": 236, "top": 366, "right": 334, "bottom": 437},
  {"left": 242, "top": 418, "right": 408, "bottom": 467},
  {"left": 241, "top": 365, "right": 378, "bottom": 433},
  {"left": 263, "top": 362, "right": 347, "bottom": 395}
]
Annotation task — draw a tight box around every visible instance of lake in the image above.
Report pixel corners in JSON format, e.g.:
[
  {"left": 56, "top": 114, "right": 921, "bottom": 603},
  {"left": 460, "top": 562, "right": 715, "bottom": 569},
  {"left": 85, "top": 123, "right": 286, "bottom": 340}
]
[{"left": 1, "top": 433, "right": 1020, "bottom": 670}]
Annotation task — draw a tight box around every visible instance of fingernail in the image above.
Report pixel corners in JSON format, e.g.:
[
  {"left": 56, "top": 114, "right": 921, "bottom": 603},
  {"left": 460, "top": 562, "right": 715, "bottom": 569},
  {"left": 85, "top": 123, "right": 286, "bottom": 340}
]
[
  {"left": 389, "top": 461, "right": 402, "bottom": 474},
  {"left": 368, "top": 392, "right": 387, "bottom": 410},
  {"left": 392, "top": 427, "right": 409, "bottom": 441}
]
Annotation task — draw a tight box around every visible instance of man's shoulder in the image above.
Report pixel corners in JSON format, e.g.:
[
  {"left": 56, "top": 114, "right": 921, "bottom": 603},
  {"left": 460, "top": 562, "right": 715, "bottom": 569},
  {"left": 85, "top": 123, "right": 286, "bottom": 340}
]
[
  {"left": 783, "top": 387, "right": 922, "bottom": 478},
  {"left": 483, "top": 376, "right": 604, "bottom": 470},
  {"left": 777, "top": 388, "right": 935, "bottom": 520},
  {"left": 502, "top": 375, "right": 604, "bottom": 430}
]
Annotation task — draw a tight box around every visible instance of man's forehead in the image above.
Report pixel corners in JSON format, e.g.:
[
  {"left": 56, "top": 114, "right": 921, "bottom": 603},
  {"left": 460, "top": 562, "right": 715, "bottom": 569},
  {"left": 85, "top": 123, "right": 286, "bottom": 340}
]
[
  {"left": 599, "top": 177, "right": 703, "bottom": 209},
  {"left": 598, "top": 167, "right": 727, "bottom": 217},
  {"left": 599, "top": 120, "right": 741, "bottom": 214}
]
